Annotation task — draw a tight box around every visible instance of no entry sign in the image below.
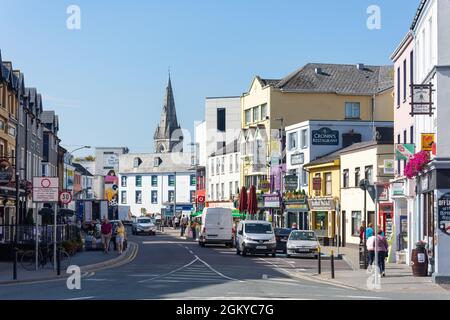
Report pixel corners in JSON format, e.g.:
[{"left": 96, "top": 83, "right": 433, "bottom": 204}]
[{"left": 33, "top": 177, "right": 59, "bottom": 203}]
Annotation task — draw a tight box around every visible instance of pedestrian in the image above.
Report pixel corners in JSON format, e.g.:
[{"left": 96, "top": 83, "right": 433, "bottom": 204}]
[
  {"left": 101, "top": 218, "right": 113, "bottom": 254},
  {"left": 174, "top": 216, "right": 180, "bottom": 229},
  {"left": 366, "top": 233, "right": 376, "bottom": 272},
  {"left": 191, "top": 219, "right": 197, "bottom": 240},
  {"left": 365, "top": 223, "right": 374, "bottom": 239},
  {"left": 376, "top": 230, "right": 389, "bottom": 277},
  {"left": 291, "top": 223, "right": 298, "bottom": 230},
  {"left": 115, "top": 221, "right": 126, "bottom": 255},
  {"left": 180, "top": 216, "right": 187, "bottom": 237},
  {"left": 359, "top": 221, "right": 366, "bottom": 244}
]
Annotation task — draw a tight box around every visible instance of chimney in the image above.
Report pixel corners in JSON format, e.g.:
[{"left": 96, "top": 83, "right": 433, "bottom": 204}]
[
  {"left": 357, "top": 63, "right": 365, "bottom": 70},
  {"left": 315, "top": 67, "right": 322, "bottom": 75}
]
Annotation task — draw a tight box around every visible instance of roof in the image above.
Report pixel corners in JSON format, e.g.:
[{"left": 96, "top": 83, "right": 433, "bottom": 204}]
[
  {"left": 411, "top": 0, "right": 428, "bottom": 30},
  {"left": 304, "top": 140, "right": 391, "bottom": 168},
  {"left": 72, "top": 163, "right": 93, "bottom": 176},
  {"left": 273, "top": 63, "right": 393, "bottom": 95},
  {"left": 119, "top": 152, "right": 195, "bottom": 174},
  {"left": 41, "top": 110, "right": 55, "bottom": 124},
  {"left": 258, "top": 77, "right": 281, "bottom": 87}
]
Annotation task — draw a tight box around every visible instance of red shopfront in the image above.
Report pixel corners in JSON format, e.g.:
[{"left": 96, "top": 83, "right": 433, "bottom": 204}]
[{"left": 379, "top": 203, "right": 394, "bottom": 238}]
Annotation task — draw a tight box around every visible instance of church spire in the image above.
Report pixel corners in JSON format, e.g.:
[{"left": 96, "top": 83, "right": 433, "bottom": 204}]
[{"left": 154, "top": 73, "right": 183, "bottom": 153}]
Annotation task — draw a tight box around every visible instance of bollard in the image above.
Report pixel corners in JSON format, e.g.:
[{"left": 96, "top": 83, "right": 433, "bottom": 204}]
[
  {"left": 331, "top": 250, "right": 335, "bottom": 279},
  {"left": 13, "top": 248, "right": 18, "bottom": 280},
  {"left": 318, "top": 247, "right": 322, "bottom": 275},
  {"left": 57, "top": 246, "right": 61, "bottom": 276}
]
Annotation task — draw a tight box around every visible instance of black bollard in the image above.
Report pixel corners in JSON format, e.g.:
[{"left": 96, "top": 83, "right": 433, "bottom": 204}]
[
  {"left": 57, "top": 247, "right": 61, "bottom": 276},
  {"left": 13, "top": 248, "right": 18, "bottom": 280},
  {"left": 318, "top": 247, "right": 322, "bottom": 275},
  {"left": 331, "top": 250, "right": 335, "bottom": 279}
]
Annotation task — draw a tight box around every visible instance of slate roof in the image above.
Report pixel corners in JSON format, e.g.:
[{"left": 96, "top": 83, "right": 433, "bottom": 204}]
[
  {"left": 258, "top": 77, "right": 281, "bottom": 87},
  {"left": 210, "top": 140, "right": 240, "bottom": 157},
  {"left": 272, "top": 63, "right": 393, "bottom": 95},
  {"left": 411, "top": 0, "right": 428, "bottom": 30}
]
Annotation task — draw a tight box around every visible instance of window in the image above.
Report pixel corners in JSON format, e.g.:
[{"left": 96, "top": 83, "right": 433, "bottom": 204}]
[
  {"left": 410, "top": 50, "right": 414, "bottom": 87},
  {"left": 288, "top": 132, "right": 298, "bottom": 150},
  {"left": 355, "top": 168, "right": 361, "bottom": 187},
  {"left": 0, "top": 118, "right": 5, "bottom": 131},
  {"left": 221, "top": 156, "right": 225, "bottom": 174},
  {"left": 235, "top": 181, "right": 239, "bottom": 195},
  {"left": 217, "top": 108, "right": 226, "bottom": 132},
  {"left": 211, "top": 184, "right": 214, "bottom": 200},
  {"left": 403, "top": 130, "right": 407, "bottom": 144},
  {"left": 168, "top": 191, "right": 175, "bottom": 202},
  {"left": 121, "top": 191, "right": 127, "bottom": 204},
  {"left": 403, "top": 60, "right": 407, "bottom": 101},
  {"left": 121, "top": 176, "right": 127, "bottom": 187},
  {"left": 235, "top": 154, "right": 239, "bottom": 173},
  {"left": 8, "top": 124, "right": 16, "bottom": 137},
  {"left": 245, "top": 109, "right": 251, "bottom": 125},
  {"left": 216, "top": 183, "right": 219, "bottom": 200},
  {"left": 190, "top": 175, "right": 196, "bottom": 186},
  {"left": 397, "top": 134, "right": 401, "bottom": 174},
  {"left": 190, "top": 190, "right": 195, "bottom": 203},
  {"left": 216, "top": 158, "right": 220, "bottom": 174},
  {"left": 351, "top": 211, "right": 362, "bottom": 237},
  {"left": 343, "top": 169, "right": 349, "bottom": 188},
  {"left": 397, "top": 67, "right": 401, "bottom": 106},
  {"left": 365, "top": 166, "right": 373, "bottom": 184},
  {"left": 211, "top": 159, "right": 214, "bottom": 176},
  {"left": 260, "top": 104, "right": 267, "bottom": 120},
  {"left": 154, "top": 157, "right": 161, "bottom": 167},
  {"left": 302, "top": 169, "right": 308, "bottom": 187},
  {"left": 325, "top": 173, "right": 332, "bottom": 196},
  {"left": 133, "top": 157, "right": 142, "bottom": 168},
  {"left": 229, "top": 155, "right": 233, "bottom": 172},
  {"left": 135, "top": 191, "right": 142, "bottom": 204},
  {"left": 253, "top": 106, "right": 260, "bottom": 122},
  {"left": 221, "top": 183, "right": 225, "bottom": 200},
  {"left": 136, "top": 176, "right": 142, "bottom": 187},
  {"left": 151, "top": 191, "right": 158, "bottom": 204},
  {"left": 168, "top": 175, "right": 175, "bottom": 187},
  {"left": 300, "top": 129, "right": 308, "bottom": 149},
  {"left": 229, "top": 182, "right": 233, "bottom": 199},
  {"left": 345, "top": 102, "right": 361, "bottom": 119},
  {"left": 151, "top": 175, "right": 158, "bottom": 187}
]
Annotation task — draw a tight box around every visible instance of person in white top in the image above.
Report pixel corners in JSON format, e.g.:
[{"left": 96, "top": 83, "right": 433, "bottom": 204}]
[{"left": 366, "top": 234, "right": 376, "bottom": 270}]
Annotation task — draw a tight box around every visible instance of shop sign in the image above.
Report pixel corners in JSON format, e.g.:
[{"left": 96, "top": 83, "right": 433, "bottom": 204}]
[
  {"left": 0, "top": 159, "right": 13, "bottom": 185},
  {"left": 291, "top": 152, "right": 304, "bottom": 166},
  {"left": 308, "top": 198, "right": 335, "bottom": 211},
  {"left": 284, "top": 175, "right": 298, "bottom": 191},
  {"left": 264, "top": 195, "right": 280, "bottom": 208},
  {"left": 391, "top": 182, "right": 405, "bottom": 197},
  {"left": 421, "top": 133, "right": 435, "bottom": 152},
  {"left": 285, "top": 202, "right": 309, "bottom": 212},
  {"left": 384, "top": 160, "right": 395, "bottom": 175},
  {"left": 378, "top": 185, "right": 389, "bottom": 201},
  {"left": 197, "top": 195, "right": 205, "bottom": 203},
  {"left": 313, "top": 177, "right": 322, "bottom": 191},
  {"left": 395, "top": 144, "right": 415, "bottom": 161},
  {"left": 438, "top": 193, "right": 450, "bottom": 236},
  {"left": 312, "top": 127, "right": 339, "bottom": 146},
  {"left": 410, "top": 84, "right": 434, "bottom": 116},
  {"left": 258, "top": 180, "right": 271, "bottom": 192}
]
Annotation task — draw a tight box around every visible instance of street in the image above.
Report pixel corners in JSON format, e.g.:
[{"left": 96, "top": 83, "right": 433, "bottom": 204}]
[{"left": 0, "top": 228, "right": 448, "bottom": 300}]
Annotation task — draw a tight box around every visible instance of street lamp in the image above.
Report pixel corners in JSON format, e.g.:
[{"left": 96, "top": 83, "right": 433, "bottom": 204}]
[
  {"left": 275, "top": 118, "right": 284, "bottom": 228},
  {"left": 70, "top": 146, "right": 91, "bottom": 154}
]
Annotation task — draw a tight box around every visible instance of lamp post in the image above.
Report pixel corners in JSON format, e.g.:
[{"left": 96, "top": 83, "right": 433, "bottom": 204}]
[{"left": 275, "top": 118, "right": 285, "bottom": 228}]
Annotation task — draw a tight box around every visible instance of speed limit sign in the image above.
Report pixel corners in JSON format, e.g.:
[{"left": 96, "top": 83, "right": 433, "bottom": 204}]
[{"left": 59, "top": 190, "right": 73, "bottom": 204}]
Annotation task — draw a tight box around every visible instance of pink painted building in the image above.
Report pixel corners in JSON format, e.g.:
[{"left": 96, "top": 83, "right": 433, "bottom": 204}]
[{"left": 390, "top": 31, "right": 415, "bottom": 264}]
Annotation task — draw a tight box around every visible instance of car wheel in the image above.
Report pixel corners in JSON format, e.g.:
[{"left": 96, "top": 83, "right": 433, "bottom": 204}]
[
  {"left": 272, "top": 253, "right": 276, "bottom": 258},
  {"left": 236, "top": 248, "right": 240, "bottom": 255},
  {"left": 242, "top": 249, "right": 247, "bottom": 257},
  {"left": 286, "top": 254, "right": 291, "bottom": 258}
]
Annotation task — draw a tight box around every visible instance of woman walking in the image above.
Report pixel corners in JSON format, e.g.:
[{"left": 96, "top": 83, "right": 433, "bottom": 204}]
[
  {"left": 116, "top": 221, "right": 127, "bottom": 254},
  {"left": 376, "top": 230, "right": 389, "bottom": 277}
]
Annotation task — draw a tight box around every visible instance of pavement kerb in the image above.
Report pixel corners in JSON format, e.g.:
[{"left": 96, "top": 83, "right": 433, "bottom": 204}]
[{"left": 0, "top": 241, "right": 138, "bottom": 286}]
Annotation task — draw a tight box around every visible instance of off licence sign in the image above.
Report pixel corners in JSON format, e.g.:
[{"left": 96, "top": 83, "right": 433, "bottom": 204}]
[
  {"left": 438, "top": 193, "right": 450, "bottom": 236},
  {"left": 33, "top": 177, "right": 59, "bottom": 203}
]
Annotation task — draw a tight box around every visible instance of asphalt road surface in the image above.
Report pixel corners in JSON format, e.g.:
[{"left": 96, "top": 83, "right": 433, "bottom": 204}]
[{"left": 0, "top": 229, "right": 447, "bottom": 300}]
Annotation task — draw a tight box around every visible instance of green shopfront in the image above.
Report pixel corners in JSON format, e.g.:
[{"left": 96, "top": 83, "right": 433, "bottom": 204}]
[{"left": 283, "top": 196, "right": 309, "bottom": 230}]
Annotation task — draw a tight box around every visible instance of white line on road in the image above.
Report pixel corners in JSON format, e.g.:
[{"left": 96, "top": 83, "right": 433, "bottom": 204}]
[
  {"left": 194, "top": 255, "right": 244, "bottom": 283},
  {"left": 138, "top": 258, "right": 199, "bottom": 283},
  {"left": 66, "top": 296, "right": 96, "bottom": 300}
]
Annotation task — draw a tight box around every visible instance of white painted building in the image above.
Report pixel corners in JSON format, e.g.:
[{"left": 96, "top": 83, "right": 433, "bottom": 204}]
[
  {"left": 286, "top": 120, "right": 394, "bottom": 193},
  {"left": 207, "top": 141, "right": 241, "bottom": 202},
  {"left": 409, "top": 0, "right": 450, "bottom": 283},
  {"left": 118, "top": 152, "right": 196, "bottom": 218}
]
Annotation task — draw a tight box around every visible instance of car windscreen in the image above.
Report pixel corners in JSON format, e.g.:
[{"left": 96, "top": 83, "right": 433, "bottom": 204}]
[
  {"left": 138, "top": 219, "right": 151, "bottom": 224},
  {"left": 275, "top": 228, "right": 292, "bottom": 236},
  {"left": 289, "top": 231, "right": 316, "bottom": 241},
  {"left": 245, "top": 223, "right": 273, "bottom": 234}
]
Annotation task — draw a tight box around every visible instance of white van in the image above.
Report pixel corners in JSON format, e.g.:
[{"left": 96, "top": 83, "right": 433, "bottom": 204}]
[
  {"left": 198, "top": 207, "right": 233, "bottom": 247},
  {"left": 235, "top": 220, "right": 277, "bottom": 257}
]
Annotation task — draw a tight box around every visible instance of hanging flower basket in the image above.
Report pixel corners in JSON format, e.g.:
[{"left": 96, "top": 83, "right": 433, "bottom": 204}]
[{"left": 404, "top": 151, "right": 431, "bottom": 179}]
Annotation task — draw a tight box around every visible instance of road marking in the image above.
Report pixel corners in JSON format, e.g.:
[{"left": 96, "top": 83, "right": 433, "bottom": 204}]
[
  {"left": 66, "top": 296, "right": 96, "bottom": 300},
  {"left": 194, "top": 255, "right": 244, "bottom": 283},
  {"left": 138, "top": 258, "right": 199, "bottom": 283},
  {"left": 189, "top": 250, "right": 194, "bottom": 254}
]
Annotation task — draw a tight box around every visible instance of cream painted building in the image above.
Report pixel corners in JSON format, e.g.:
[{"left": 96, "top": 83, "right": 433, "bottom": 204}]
[{"left": 340, "top": 142, "right": 395, "bottom": 245}]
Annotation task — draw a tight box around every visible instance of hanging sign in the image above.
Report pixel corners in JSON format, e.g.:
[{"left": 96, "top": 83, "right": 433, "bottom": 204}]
[
  {"left": 421, "top": 133, "right": 435, "bottom": 152},
  {"left": 410, "top": 84, "right": 434, "bottom": 116},
  {"left": 438, "top": 193, "right": 450, "bottom": 236},
  {"left": 395, "top": 144, "right": 415, "bottom": 161}
]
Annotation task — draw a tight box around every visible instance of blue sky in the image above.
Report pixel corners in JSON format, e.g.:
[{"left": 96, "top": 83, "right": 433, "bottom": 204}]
[{"left": 0, "top": 0, "right": 419, "bottom": 157}]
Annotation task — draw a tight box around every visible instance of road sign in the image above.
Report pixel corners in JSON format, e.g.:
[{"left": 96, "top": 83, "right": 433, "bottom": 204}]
[
  {"left": 59, "top": 190, "right": 73, "bottom": 204},
  {"left": 33, "top": 177, "right": 59, "bottom": 203}
]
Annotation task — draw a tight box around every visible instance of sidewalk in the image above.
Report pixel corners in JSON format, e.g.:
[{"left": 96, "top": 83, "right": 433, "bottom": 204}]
[
  {"left": 312, "top": 244, "right": 449, "bottom": 295},
  {"left": 0, "top": 242, "right": 138, "bottom": 285}
]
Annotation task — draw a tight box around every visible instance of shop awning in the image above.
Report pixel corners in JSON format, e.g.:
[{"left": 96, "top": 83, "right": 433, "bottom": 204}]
[{"left": 190, "top": 209, "right": 244, "bottom": 219}]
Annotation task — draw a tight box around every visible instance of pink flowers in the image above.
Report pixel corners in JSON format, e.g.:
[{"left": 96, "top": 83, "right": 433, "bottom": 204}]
[{"left": 404, "top": 151, "right": 431, "bottom": 179}]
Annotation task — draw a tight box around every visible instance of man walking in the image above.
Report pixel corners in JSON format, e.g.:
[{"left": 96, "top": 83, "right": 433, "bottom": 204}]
[{"left": 101, "top": 218, "right": 113, "bottom": 254}]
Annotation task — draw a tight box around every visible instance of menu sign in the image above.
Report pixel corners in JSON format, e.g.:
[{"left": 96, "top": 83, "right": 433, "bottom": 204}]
[{"left": 438, "top": 193, "right": 450, "bottom": 236}]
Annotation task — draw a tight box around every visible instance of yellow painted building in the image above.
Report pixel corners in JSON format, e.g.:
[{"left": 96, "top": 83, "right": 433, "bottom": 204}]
[
  {"left": 240, "top": 63, "right": 394, "bottom": 195},
  {"left": 304, "top": 150, "right": 341, "bottom": 245}
]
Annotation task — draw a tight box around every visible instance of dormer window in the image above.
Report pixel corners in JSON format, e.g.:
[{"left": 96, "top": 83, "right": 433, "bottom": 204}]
[
  {"left": 133, "top": 157, "right": 142, "bottom": 168},
  {"left": 154, "top": 157, "right": 161, "bottom": 167}
]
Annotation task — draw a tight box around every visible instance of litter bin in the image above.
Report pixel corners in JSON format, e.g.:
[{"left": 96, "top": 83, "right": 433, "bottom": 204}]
[
  {"left": 411, "top": 248, "right": 428, "bottom": 277},
  {"left": 359, "top": 244, "right": 368, "bottom": 269}
]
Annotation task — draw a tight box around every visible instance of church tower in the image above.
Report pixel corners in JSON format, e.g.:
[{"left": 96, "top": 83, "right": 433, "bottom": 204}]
[{"left": 154, "top": 74, "right": 184, "bottom": 153}]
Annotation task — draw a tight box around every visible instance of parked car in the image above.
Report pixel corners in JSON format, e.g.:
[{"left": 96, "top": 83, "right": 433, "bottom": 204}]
[
  {"left": 274, "top": 228, "right": 292, "bottom": 253},
  {"left": 235, "top": 220, "right": 277, "bottom": 257},
  {"left": 286, "top": 230, "right": 320, "bottom": 259},
  {"left": 132, "top": 217, "right": 157, "bottom": 235},
  {"left": 199, "top": 208, "right": 233, "bottom": 247}
]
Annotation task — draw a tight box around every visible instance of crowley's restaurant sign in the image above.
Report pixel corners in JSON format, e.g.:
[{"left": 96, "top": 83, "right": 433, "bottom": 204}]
[
  {"left": 312, "top": 127, "right": 339, "bottom": 146},
  {"left": 308, "top": 198, "right": 336, "bottom": 211}
]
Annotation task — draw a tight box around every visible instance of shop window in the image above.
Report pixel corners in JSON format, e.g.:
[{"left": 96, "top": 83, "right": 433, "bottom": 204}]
[
  {"left": 343, "top": 170, "right": 349, "bottom": 188},
  {"left": 352, "top": 211, "right": 362, "bottom": 237}
]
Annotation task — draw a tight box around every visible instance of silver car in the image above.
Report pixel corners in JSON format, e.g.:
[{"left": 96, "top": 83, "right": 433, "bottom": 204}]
[
  {"left": 132, "top": 217, "right": 156, "bottom": 235},
  {"left": 286, "top": 230, "right": 320, "bottom": 259}
]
